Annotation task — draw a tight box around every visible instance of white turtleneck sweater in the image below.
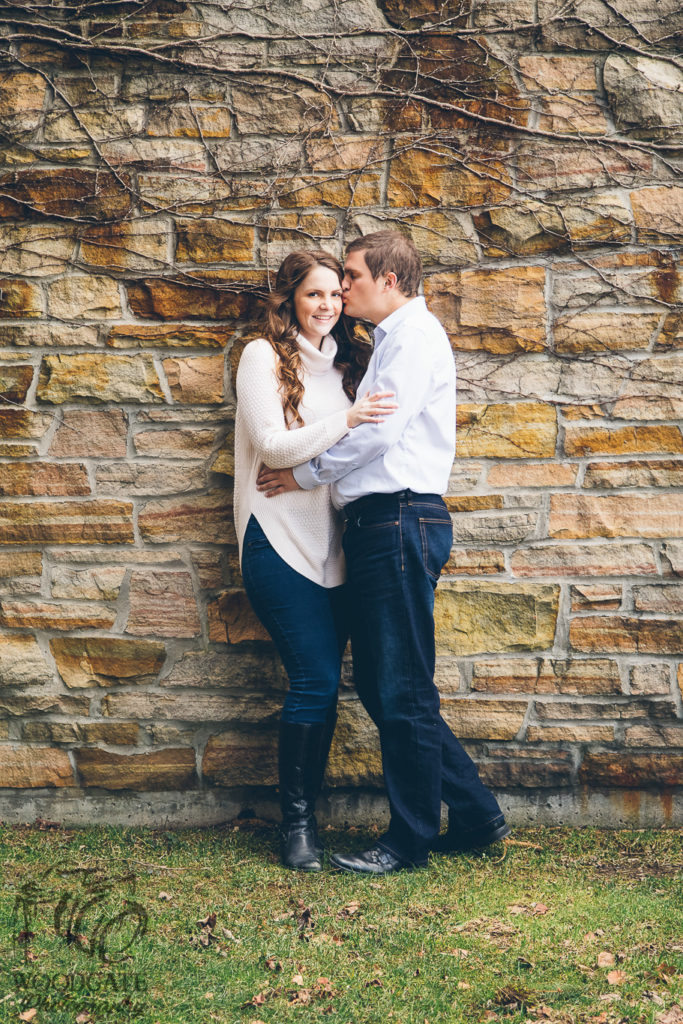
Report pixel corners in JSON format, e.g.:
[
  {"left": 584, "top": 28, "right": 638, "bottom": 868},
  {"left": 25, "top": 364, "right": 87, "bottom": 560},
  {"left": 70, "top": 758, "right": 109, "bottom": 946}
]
[{"left": 234, "top": 334, "right": 352, "bottom": 588}]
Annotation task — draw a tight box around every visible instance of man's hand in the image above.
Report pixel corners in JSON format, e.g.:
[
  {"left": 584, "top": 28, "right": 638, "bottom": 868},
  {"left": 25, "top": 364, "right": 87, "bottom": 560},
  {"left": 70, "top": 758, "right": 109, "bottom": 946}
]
[{"left": 256, "top": 464, "right": 302, "bottom": 497}]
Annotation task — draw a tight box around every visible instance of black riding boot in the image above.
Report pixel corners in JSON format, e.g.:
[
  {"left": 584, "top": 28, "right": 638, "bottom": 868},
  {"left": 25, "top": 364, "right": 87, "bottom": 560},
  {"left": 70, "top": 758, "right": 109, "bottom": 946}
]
[{"left": 279, "top": 721, "right": 327, "bottom": 871}]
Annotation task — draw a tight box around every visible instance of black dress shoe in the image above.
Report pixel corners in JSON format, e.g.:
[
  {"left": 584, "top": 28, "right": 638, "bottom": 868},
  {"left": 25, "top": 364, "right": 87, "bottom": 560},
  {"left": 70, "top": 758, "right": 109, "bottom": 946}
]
[
  {"left": 329, "top": 843, "right": 421, "bottom": 875},
  {"left": 432, "top": 819, "right": 511, "bottom": 854}
]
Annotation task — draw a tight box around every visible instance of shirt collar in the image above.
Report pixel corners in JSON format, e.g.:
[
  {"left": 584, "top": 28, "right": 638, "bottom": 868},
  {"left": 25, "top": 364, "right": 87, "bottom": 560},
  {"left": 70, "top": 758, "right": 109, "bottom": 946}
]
[{"left": 373, "top": 296, "right": 426, "bottom": 347}]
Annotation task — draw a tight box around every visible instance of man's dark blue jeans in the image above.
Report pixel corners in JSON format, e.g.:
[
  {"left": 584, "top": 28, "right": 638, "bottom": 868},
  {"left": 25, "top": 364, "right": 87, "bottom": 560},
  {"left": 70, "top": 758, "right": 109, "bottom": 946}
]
[{"left": 343, "top": 490, "right": 505, "bottom": 865}]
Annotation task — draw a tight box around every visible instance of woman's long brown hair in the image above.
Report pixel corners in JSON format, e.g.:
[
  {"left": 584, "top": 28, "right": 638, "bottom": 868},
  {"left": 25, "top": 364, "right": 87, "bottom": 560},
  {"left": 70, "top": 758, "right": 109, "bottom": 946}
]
[{"left": 262, "top": 250, "right": 371, "bottom": 427}]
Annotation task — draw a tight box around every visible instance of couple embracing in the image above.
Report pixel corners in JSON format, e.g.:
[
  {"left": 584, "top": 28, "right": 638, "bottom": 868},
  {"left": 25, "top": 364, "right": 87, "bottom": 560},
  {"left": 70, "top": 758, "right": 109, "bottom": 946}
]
[{"left": 233, "top": 230, "right": 510, "bottom": 876}]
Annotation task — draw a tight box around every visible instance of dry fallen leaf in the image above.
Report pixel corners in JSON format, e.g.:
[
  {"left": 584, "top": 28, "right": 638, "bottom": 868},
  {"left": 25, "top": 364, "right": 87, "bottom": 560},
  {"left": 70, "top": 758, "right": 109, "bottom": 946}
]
[
  {"left": 338, "top": 900, "right": 361, "bottom": 918},
  {"left": 597, "top": 952, "right": 616, "bottom": 967},
  {"left": 292, "top": 974, "right": 304, "bottom": 986},
  {"left": 75, "top": 1014, "right": 91, "bottom": 1023},
  {"left": 457, "top": 981, "right": 471, "bottom": 990},
  {"left": 607, "top": 970, "right": 627, "bottom": 985},
  {"left": 656, "top": 1008, "right": 683, "bottom": 1024},
  {"left": 19, "top": 1012, "right": 38, "bottom": 1022},
  {"left": 158, "top": 891, "right": 173, "bottom": 901}
]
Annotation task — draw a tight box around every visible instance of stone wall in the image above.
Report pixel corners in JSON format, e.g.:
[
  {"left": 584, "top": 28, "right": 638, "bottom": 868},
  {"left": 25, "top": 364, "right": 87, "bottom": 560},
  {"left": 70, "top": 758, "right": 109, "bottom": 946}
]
[{"left": 0, "top": 0, "right": 681, "bottom": 827}]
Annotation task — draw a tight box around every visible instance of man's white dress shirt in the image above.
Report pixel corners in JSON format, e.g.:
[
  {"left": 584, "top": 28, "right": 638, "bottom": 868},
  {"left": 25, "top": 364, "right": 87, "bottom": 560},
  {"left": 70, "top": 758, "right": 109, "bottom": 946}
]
[{"left": 292, "top": 296, "right": 456, "bottom": 508}]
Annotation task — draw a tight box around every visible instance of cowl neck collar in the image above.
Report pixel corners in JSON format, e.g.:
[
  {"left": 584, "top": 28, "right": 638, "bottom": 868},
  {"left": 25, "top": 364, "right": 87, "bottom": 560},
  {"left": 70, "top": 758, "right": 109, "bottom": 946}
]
[{"left": 296, "top": 332, "right": 338, "bottom": 375}]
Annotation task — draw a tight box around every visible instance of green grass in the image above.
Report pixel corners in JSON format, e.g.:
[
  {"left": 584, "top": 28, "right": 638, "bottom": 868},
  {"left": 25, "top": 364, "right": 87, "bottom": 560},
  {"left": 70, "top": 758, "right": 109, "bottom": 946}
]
[{"left": 0, "top": 823, "right": 681, "bottom": 1024}]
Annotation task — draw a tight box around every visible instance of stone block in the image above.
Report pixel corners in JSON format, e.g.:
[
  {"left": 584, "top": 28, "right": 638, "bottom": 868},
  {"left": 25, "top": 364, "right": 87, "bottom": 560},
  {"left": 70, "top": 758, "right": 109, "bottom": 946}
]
[
  {"left": 583, "top": 459, "right": 683, "bottom": 489},
  {"left": 80, "top": 218, "right": 170, "bottom": 273},
  {"left": 0, "top": 365, "right": 33, "bottom": 404},
  {"left": 632, "top": 583, "right": 683, "bottom": 614},
  {"left": 102, "top": 692, "right": 281, "bottom": 723},
  {"left": 139, "top": 171, "right": 269, "bottom": 214},
  {"left": 126, "top": 278, "right": 252, "bottom": 321},
  {"left": 106, "top": 324, "right": 229, "bottom": 349},
  {"left": 629, "top": 664, "right": 672, "bottom": 696},
  {"left": 139, "top": 489, "right": 236, "bottom": 544},
  {"left": 326, "top": 699, "right": 383, "bottom": 788},
  {"left": 443, "top": 548, "right": 505, "bottom": 576},
  {"left": 0, "top": 324, "right": 99, "bottom": 348},
  {"left": 0, "top": 462, "right": 90, "bottom": 497},
  {"left": 0, "top": 71, "right": 48, "bottom": 130},
  {"left": 471, "top": 657, "right": 622, "bottom": 695},
  {"left": 535, "top": 697, "right": 675, "bottom": 720},
  {"left": 435, "top": 582, "right": 559, "bottom": 655},
  {"left": 0, "top": 598, "right": 116, "bottom": 630},
  {"left": 47, "top": 276, "right": 121, "bottom": 320},
  {"left": 451, "top": 511, "right": 538, "bottom": 545},
  {"left": 232, "top": 84, "right": 338, "bottom": 134},
  {"left": 0, "top": 550, "right": 42, "bottom": 583},
  {"left": 604, "top": 55, "right": 683, "bottom": 141},
  {"left": 457, "top": 403, "right": 557, "bottom": 459},
  {"left": 537, "top": 94, "right": 608, "bottom": 134},
  {"left": 162, "top": 355, "right": 224, "bottom": 404},
  {"left": 0, "top": 748, "right": 75, "bottom": 788},
  {"left": 518, "top": 55, "right": 598, "bottom": 92},
  {"left": 526, "top": 725, "right": 615, "bottom": 743},
  {"left": 0, "top": 410, "right": 53, "bottom": 440},
  {"left": 161, "top": 649, "right": 286, "bottom": 691},
  {"left": 487, "top": 463, "right": 578, "bottom": 488},
  {"left": 516, "top": 142, "right": 652, "bottom": 192},
  {"left": 350, "top": 210, "right": 478, "bottom": 267},
  {"left": 388, "top": 143, "right": 512, "bottom": 209},
  {"left": 23, "top": 721, "right": 139, "bottom": 744},
  {"left": 570, "top": 616, "right": 683, "bottom": 655},
  {"left": 175, "top": 219, "right": 254, "bottom": 264},
  {"left": 474, "top": 201, "right": 567, "bottom": 259},
  {"left": 147, "top": 104, "right": 232, "bottom": 137},
  {"left": 579, "top": 751, "right": 683, "bottom": 788},
  {"left": 74, "top": 748, "right": 197, "bottom": 790},
  {"left": 277, "top": 174, "right": 382, "bottom": 209},
  {"left": 38, "top": 354, "right": 163, "bottom": 405},
  {"left": 99, "top": 138, "right": 207, "bottom": 172},
  {"left": 0, "top": 693, "right": 89, "bottom": 717},
  {"left": 565, "top": 425, "right": 683, "bottom": 457},
  {"left": 49, "top": 410, "right": 127, "bottom": 458},
  {"left": 190, "top": 549, "right": 225, "bottom": 589},
  {"left": 133, "top": 428, "right": 217, "bottom": 459},
  {"left": 50, "top": 566, "right": 126, "bottom": 601},
  {"left": 0, "top": 635, "right": 52, "bottom": 687},
  {"left": 624, "top": 725, "right": 683, "bottom": 747},
  {"left": 50, "top": 636, "right": 165, "bottom": 687},
  {"left": 0, "top": 169, "right": 132, "bottom": 220},
  {"left": 346, "top": 96, "right": 422, "bottom": 131},
  {"left": 95, "top": 461, "right": 206, "bottom": 496},
  {"left": 570, "top": 585, "right": 622, "bottom": 611},
  {"left": 0, "top": 499, "right": 134, "bottom": 544},
  {"left": 554, "top": 313, "right": 661, "bottom": 354},
  {"left": 479, "top": 755, "right": 574, "bottom": 788},
  {"left": 214, "top": 590, "right": 269, "bottom": 644},
  {"left": 0, "top": 222, "right": 75, "bottom": 276},
  {"left": 441, "top": 698, "right": 527, "bottom": 740},
  {"left": 126, "top": 571, "right": 200, "bottom": 638},
  {"left": 202, "top": 728, "right": 277, "bottom": 787},
  {"left": 45, "top": 104, "right": 145, "bottom": 142},
  {"left": 511, "top": 543, "right": 658, "bottom": 577},
  {"left": 630, "top": 186, "right": 683, "bottom": 244},
  {"left": 549, "top": 494, "right": 682, "bottom": 539},
  {"left": 306, "top": 135, "right": 384, "bottom": 173},
  {"left": 0, "top": 279, "right": 43, "bottom": 318}
]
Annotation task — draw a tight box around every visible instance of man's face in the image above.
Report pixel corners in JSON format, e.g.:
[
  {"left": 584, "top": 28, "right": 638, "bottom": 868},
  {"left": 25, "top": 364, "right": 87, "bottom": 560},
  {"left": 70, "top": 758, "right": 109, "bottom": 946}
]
[{"left": 342, "top": 249, "right": 385, "bottom": 324}]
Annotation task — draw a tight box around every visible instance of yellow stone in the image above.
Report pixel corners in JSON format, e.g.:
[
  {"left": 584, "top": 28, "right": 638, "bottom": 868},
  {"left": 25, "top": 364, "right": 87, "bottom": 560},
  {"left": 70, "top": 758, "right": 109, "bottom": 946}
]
[
  {"left": 80, "top": 217, "right": 170, "bottom": 272},
  {"left": 435, "top": 582, "right": 560, "bottom": 655},
  {"left": 162, "top": 355, "right": 224, "bottom": 404},
  {"left": 457, "top": 403, "right": 557, "bottom": 459},
  {"left": 37, "top": 354, "right": 164, "bottom": 404},
  {"left": 48, "top": 275, "right": 121, "bottom": 319},
  {"left": 441, "top": 698, "right": 527, "bottom": 740}
]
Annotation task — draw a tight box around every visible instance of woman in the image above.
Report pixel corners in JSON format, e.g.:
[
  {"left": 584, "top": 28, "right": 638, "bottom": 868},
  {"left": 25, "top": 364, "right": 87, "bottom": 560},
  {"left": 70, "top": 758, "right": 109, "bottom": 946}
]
[{"left": 233, "top": 250, "right": 395, "bottom": 871}]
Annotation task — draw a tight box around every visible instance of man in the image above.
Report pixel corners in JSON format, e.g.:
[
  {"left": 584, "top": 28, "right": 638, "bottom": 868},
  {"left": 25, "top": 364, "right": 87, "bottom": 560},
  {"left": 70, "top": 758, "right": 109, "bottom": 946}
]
[{"left": 257, "top": 230, "right": 510, "bottom": 874}]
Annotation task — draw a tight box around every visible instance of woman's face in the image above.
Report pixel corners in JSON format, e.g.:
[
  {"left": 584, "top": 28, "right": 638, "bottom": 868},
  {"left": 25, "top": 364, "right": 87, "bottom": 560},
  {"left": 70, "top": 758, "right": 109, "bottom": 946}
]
[{"left": 292, "top": 265, "right": 343, "bottom": 348}]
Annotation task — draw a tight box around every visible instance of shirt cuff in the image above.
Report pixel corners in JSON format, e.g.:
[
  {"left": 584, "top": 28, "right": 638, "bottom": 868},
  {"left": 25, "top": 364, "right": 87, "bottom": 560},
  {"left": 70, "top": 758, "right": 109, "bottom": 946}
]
[{"left": 293, "top": 460, "right": 319, "bottom": 491}]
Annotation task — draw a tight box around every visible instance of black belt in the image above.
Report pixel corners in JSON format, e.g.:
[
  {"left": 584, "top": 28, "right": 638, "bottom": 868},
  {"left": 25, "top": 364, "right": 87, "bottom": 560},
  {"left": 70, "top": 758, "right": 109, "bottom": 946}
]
[{"left": 342, "top": 489, "right": 442, "bottom": 522}]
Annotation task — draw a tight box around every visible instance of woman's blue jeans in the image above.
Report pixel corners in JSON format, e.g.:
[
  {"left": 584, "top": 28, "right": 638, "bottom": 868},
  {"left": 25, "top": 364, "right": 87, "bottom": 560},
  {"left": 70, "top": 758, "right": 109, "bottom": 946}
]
[
  {"left": 241, "top": 515, "right": 348, "bottom": 724},
  {"left": 342, "top": 491, "right": 505, "bottom": 865}
]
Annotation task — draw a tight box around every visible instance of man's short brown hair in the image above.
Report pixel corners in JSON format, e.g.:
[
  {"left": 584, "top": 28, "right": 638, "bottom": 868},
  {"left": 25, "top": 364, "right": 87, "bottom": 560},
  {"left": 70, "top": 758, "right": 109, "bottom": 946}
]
[{"left": 346, "top": 230, "right": 422, "bottom": 297}]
